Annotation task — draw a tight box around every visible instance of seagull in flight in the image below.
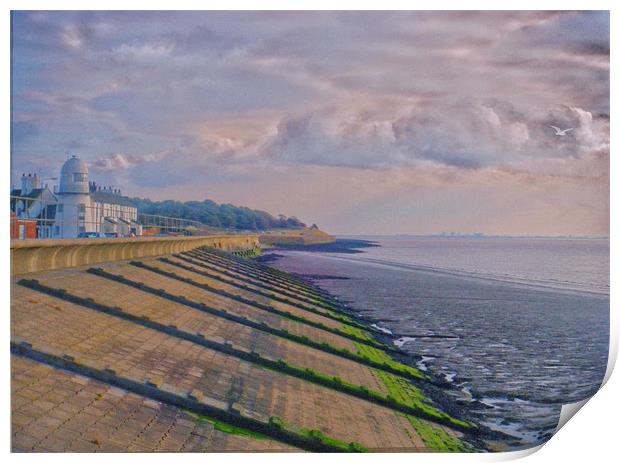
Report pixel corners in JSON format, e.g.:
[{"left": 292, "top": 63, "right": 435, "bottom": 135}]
[{"left": 549, "top": 125, "right": 574, "bottom": 136}]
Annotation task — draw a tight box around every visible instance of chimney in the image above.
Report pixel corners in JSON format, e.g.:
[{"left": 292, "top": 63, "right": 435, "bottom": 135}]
[{"left": 21, "top": 173, "right": 36, "bottom": 196}]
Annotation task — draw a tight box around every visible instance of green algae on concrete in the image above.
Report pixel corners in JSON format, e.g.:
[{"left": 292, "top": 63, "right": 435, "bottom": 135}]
[
  {"left": 342, "top": 325, "right": 427, "bottom": 380},
  {"left": 194, "top": 411, "right": 369, "bottom": 452},
  {"left": 406, "top": 416, "right": 473, "bottom": 452},
  {"left": 373, "top": 369, "right": 472, "bottom": 430},
  {"left": 188, "top": 411, "right": 268, "bottom": 439},
  {"left": 267, "top": 416, "right": 368, "bottom": 452},
  {"left": 341, "top": 320, "right": 476, "bottom": 444}
]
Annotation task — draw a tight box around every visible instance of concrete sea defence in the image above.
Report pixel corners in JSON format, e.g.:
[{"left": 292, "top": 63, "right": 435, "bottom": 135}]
[
  {"left": 10, "top": 234, "right": 259, "bottom": 275},
  {"left": 11, "top": 240, "right": 484, "bottom": 452}
]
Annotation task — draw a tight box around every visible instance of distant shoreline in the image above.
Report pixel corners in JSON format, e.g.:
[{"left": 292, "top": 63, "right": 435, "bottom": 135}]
[{"left": 260, "top": 238, "right": 381, "bottom": 254}]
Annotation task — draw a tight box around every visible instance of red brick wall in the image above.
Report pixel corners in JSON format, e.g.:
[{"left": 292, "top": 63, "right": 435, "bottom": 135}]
[{"left": 11, "top": 217, "right": 37, "bottom": 240}]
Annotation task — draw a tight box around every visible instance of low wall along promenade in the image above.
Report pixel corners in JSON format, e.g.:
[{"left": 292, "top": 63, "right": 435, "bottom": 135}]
[{"left": 10, "top": 234, "right": 260, "bottom": 275}]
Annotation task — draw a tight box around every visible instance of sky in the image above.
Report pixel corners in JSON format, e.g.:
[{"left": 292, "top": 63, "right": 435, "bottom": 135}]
[{"left": 10, "top": 11, "right": 609, "bottom": 235}]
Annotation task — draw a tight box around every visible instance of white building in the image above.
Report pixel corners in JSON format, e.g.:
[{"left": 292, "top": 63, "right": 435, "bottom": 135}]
[{"left": 12, "top": 155, "right": 142, "bottom": 239}]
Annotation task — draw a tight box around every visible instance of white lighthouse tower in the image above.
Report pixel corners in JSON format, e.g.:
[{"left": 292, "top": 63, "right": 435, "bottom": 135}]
[{"left": 54, "top": 155, "right": 93, "bottom": 238}]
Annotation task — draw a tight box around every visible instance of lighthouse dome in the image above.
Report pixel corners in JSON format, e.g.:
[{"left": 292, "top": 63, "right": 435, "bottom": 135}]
[{"left": 58, "top": 155, "right": 89, "bottom": 194}]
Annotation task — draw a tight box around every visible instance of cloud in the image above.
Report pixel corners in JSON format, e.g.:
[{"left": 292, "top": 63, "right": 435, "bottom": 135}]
[
  {"left": 60, "top": 22, "right": 92, "bottom": 49},
  {"left": 260, "top": 101, "right": 608, "bottom": 174},
  {"left": 10, "top": 11, "right": 609, "bottom": 234},
  {"left": 113, "top": 41, "right": 175, "bottom": 62},
  {"left": 91, "top": 152, "right": 164, "bottom": 171}
]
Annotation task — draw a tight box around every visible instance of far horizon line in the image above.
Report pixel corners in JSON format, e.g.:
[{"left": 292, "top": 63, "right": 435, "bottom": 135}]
[{"left": 333, "top": 233, "right": 610, "bottom": 240}]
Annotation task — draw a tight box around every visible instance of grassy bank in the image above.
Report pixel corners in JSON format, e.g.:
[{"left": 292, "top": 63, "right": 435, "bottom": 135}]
[{"left": 259, "top": 227, "right": 336, "bottom": 246}]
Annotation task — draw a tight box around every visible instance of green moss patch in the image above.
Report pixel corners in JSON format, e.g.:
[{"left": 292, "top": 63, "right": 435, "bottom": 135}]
[
  {"left": 189, "top": 411, "right": 367, "bottom": 451},
  {"left": 375, "top": 369, "right": 472, "bottom": 429},
  {"left": 341, "top": 325, "right": 426, "bottom": 380},
  {"left": 267, "top": 416, "right": 368, "bottom": 452},
  {"left": 188, "top": 411, "right": 267, "bottom": 439},
  {"left": 406, "top": 416, "right": 473, "bottom": 452}
]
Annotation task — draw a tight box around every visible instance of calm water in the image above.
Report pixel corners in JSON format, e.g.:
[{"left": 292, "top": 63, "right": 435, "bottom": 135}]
[{"left": 268, "top": 236, "right": 610, "bottom": 449}]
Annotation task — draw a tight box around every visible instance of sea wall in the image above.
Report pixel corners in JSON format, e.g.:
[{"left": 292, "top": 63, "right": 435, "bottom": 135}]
[{"left": 10, "top": 234, "right": 259, "bottom": 275}]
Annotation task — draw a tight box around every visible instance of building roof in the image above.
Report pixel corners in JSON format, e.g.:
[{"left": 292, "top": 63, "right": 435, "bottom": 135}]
[
  {"left": 91, "top": 191, "right": 136, "bottom": 208},
  {"left": 59, "top": 155, "right": 90, "bottom": 194},
  {"left": 11, "top": 188, "right": 44, "bottom": 199},
  {"left": 35, "top": 204, "right": 57, "bottom": 222},
  {"left": 10, "top": 188, "right": 49, "bottom": 212},
  {"left": 60, "top": 155, "right": 89, "bottom": 176}
]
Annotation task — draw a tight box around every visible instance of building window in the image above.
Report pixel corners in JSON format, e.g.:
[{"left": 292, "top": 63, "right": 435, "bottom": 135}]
[
  {"left": 79, "top": 226, "right": 86, "bottom": 233},
  {"left": 73, "top": 173, "right": 87, "bottom": 182},
  {"left": 54, "top": 226, "right": 60, "bottom": 235},
  {"left": 58, "top": 204, "right": 63, "bottom": 213}
]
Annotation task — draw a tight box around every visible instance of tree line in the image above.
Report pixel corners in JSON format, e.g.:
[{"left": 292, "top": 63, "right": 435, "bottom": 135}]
[{"left": 130, "top": 197, "right": 306, "bottom": 230}]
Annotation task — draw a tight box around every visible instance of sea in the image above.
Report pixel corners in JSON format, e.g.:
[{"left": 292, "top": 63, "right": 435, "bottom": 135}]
[{"left": 265, "top": 236, "right": 610, "bottom": 449}]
